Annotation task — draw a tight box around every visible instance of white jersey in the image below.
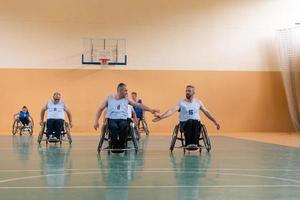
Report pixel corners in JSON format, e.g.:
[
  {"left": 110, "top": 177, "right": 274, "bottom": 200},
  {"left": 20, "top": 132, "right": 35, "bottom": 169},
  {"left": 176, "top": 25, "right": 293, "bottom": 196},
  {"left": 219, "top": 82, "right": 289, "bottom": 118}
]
[
  {"left": 106, "top": 95, "right": 129, "bottom": 120},
  {"left": 47, "top": 100, "right": 65, "bottom": 120},
  {"left": 178, "top": 99, "right": 203, "bottom": 122},
  {"left": 127, "top": 105, "right": 134, "bottom": 119}
]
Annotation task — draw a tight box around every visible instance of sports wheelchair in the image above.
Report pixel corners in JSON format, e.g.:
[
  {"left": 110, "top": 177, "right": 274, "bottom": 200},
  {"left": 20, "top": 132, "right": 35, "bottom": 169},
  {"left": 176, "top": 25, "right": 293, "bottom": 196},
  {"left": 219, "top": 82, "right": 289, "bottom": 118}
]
[
  {"left": 169, "top": 122, "right": 211, "bottom": 153},
  {"left": 97, "top": 121, "right": 139, "bottom": 154},
  {"left": 12, "top": 118, "right": 33, "bottom": 135},
  {"left": 37, "top": 121, "right": 72, "bottom": 145}
]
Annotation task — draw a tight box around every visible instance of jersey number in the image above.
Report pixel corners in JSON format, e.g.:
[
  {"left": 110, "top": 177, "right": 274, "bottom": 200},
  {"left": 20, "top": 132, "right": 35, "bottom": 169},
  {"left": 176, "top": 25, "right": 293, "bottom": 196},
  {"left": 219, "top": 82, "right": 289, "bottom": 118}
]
[{"left": 188, "top": 110, "right": 193, "bottom": 115}]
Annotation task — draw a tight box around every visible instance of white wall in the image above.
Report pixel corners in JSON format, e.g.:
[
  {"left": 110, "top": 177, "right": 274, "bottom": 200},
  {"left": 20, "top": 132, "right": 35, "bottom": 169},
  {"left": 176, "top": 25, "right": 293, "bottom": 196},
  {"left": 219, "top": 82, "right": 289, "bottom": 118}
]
[{"left": 0, "top": 0, "right": 299, "bottom": 70}]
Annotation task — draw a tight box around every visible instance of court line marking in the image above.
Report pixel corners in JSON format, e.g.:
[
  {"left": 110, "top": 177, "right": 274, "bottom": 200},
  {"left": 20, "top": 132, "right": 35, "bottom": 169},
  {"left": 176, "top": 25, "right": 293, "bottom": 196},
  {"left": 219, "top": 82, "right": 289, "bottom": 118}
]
[
  {"left": 1, "top": 168, "right": 300, "bottom": 172},
  {"left": 1, "top": 171, "right": 300, "bottom": 184},
  {"left": 0, "top": 185, "right": 300, "bottom": 189}
]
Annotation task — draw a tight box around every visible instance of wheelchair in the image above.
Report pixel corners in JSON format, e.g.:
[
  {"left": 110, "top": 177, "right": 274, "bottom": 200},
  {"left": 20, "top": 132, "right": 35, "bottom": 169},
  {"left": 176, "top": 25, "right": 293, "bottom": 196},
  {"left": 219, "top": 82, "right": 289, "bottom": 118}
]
[
  {"left": 12, "top": 118, "right": 33, "bottom": 136},
  {"left": 138, "top": 117, "right": 150, "bottom": 135},
  {"left": 97, "top": 121, "right": 139, "bottom": 154},
  {"left": 37, "top": 121, "right": 72, "bottom": 145},
  {"left": 169, "top": 122, "right": 211, "bottom": 153}
]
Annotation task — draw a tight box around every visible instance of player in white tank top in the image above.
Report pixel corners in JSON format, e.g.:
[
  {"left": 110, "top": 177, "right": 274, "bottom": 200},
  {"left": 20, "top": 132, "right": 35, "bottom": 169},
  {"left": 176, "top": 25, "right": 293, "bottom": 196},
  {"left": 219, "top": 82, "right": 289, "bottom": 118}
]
[
  {"left": 40, "top": 92, "right": 73, "bottom": 139},
  {"left": 47, "top": 100, "right": 65, "bottom": 120},
  {"left": 93, "top": 83, "right": 159, "bottom": 150},
  {"left": 153, "top": 85, "right": 219, "bottom": 146},
  {"left": 93, "top": 83, "right": 159, "bottom": 130},
  {"left": 101, "top": 105, "right": 138, "bottom": 126},
  {"left": 153, "top": 85, "right": 220, "bottom": 128},
  {"left": 178, "top": 99, "right": 203, "bottom": 122}
]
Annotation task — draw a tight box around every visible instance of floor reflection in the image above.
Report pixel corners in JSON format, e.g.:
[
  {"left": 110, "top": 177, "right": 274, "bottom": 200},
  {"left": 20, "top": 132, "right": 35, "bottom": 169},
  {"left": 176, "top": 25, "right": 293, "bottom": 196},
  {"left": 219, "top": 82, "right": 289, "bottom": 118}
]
[
  {"left": 170, "top": 153, "right": 211, "bottom": 200},
  {"left": 38, "top": 144, "right": 72, "bottom": 190},
  {"left": 97, "top": 137, "right": 147, "bottom": 200},
  {"left": 12, "top": 135, "right": 34, "bottom": 161}
]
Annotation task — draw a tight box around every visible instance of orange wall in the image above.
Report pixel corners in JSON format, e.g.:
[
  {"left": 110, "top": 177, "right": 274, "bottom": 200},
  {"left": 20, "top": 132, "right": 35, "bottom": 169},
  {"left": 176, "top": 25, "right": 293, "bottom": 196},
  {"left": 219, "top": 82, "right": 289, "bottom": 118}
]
[{"left": 0, "top": 69, "right": 294, "bottom": 135}]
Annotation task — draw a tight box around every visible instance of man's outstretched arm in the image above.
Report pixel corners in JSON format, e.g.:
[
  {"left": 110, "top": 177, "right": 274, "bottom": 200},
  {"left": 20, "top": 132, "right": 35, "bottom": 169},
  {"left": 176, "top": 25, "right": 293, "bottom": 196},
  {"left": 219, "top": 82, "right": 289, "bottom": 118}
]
[
  {"left": 128, "top": 99, "right": 159, "bottom": 114},
  {"left": 152, "top": 105, "right": 180, "bottom": 122}
]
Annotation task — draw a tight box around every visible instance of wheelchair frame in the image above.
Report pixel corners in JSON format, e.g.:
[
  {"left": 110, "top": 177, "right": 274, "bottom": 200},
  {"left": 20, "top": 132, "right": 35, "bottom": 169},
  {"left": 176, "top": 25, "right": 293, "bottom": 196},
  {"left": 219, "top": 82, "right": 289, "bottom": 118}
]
[
  {"left": 169, "top": 122, "right": 211, "bottom": 153},
  {"left": 12, "top": 118, "right": 33, "bottom": 136},
  {"left": 97, "top": 122, "right": 139, "bottom": 154},
  {"left": 37, "top": 121, "right": 72, "bottom": 145}
]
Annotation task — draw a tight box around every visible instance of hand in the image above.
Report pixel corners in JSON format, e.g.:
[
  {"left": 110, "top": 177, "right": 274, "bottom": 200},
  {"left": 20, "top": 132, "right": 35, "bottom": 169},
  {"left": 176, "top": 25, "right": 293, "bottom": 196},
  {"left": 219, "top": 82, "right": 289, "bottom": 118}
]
[
  {"left": 150, "top": 109, "right": 160, "bottom": 115},
  {"left": 215, "top": 122, "right": 220, "bottom": 130},
  {"left": 69, "top": 122, "right": 73, "bottom": 128},
  {"left": 94, "top": 121, "right": 99, "bottom": 130},
  {"left": 152, "top": 115, "right": 162, "bottom": 122}
]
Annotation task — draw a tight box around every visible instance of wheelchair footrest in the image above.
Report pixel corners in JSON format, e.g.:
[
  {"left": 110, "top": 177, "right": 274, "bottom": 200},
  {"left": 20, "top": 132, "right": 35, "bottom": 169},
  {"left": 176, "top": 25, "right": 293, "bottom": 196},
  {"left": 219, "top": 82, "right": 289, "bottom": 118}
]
[
  {"left": 100, "top": 147, "right": 137, "bottom": 152},
  {"left": 48, "top": 138, "right": 60, "bottom": 143},
  {"left": 184, "top": 144, "right": 199, "bottom": 151}
]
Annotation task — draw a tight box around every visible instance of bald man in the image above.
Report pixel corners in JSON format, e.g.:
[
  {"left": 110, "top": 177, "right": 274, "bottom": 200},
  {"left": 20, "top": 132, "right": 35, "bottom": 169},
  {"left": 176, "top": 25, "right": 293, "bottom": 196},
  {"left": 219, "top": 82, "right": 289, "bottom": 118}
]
[
  {"left": 40, "top": 92, "right": 72, "bottom": 140},
  {"left": 94, "top": 83, "right": 159, "bottom": 150},
  {"left": 153, "top": 85, "right": 220, "bottom": 146}
]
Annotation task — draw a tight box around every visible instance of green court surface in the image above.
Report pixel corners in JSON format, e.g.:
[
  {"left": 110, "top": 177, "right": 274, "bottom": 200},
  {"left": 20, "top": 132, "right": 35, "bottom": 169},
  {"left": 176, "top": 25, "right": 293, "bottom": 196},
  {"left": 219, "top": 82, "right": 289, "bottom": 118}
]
[{"left": 0, "top": 135, "right": 300, "bottom": 200}]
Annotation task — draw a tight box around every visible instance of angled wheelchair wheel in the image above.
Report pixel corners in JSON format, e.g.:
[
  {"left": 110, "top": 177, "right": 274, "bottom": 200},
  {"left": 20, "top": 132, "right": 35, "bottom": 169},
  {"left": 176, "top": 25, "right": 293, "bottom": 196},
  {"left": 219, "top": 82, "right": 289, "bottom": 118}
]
[
  {"left": 142, "top": 119, "right": 150, "bottom": 135},
  {"left": 12, "top": 119, "right": 20, "bottom": 135},
  {"left": 64, "top": 122, "right": 72, "bottom": 144},
  {"left": 107, "top": 134, "right": 112, "bottom": 155},
  {"left": 37, "top": 122, "right": 46, "bottom": 144},
  {"left": 130, "top": 124, "right": 139, "bottom": 153},
  {"left": 201, "top": 125, "right": 211, "bottom": 152},
  {"left": 170, "top": 124, "right": 179, "bottom": 152},
  {"left": 29, "top": 125, "right": 33, "bottom": 135},
  {"left": 134, "top": 126, "right": 141, "bottom": 140},
  {"left": 97, "top": 124, "right": 108, "bottom": 153}
]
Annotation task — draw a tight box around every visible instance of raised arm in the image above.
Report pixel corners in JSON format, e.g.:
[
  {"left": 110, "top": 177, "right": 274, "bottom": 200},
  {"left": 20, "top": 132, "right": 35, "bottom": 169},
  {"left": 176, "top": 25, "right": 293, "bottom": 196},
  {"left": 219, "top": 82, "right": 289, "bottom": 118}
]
[
  {"left": 200, "top": 105, "right": 220, "bottom": 130},
  {"left": 94, "top": 98, "right": 108, "bottom": 130},
  {"left": 128, "top": 99, "right": 159, "bottom": 114},
  {"left": 64, "top": 104, "right": 73, "bottom": 128},
  {"left": 152, "top": 105, "right": 180, "bottom": 122},
  {"left": 40, "top": 104, "right": 48, "bottom": 126},
  {"left": 13, "top": 113, "right": 19, "bottom": 120}
]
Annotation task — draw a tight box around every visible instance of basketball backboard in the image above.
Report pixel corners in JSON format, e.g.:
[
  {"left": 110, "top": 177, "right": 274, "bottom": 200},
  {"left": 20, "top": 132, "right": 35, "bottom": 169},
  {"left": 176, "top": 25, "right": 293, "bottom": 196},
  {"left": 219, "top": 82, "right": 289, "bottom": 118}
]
[{"left": 82, "top": 38, "right": 127, "bottom": 65}]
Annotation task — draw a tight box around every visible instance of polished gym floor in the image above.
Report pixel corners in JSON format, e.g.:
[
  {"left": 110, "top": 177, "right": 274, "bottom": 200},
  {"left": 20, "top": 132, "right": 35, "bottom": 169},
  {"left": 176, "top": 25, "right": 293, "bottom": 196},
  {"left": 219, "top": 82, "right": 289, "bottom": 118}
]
[{"left": 0, "top": 134, "right": 300, "bottom": 200}]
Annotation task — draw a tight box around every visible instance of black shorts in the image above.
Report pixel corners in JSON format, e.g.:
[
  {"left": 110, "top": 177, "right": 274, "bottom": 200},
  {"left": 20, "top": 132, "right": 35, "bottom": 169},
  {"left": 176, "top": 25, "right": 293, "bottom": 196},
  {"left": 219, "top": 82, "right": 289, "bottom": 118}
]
[
  {"left": 180, "top": 119, "right": 201, "bottom": 146},
  {"left": 19, "top": 117, "right": 30, "bottom": 125}
]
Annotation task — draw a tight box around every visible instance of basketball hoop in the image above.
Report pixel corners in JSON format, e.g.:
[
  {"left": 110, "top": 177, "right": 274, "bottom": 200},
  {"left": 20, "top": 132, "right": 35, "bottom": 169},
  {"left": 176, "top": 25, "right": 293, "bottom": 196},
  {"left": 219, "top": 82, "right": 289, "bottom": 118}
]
[{"left": 99, "top": 58, "right": 110, "bottom": 65}]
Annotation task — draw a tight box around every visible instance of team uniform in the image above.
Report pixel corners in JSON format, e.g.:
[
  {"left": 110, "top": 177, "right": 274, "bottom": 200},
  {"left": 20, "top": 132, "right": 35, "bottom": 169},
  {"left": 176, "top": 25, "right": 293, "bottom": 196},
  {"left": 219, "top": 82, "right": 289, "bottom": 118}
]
[
  {"left": 133, "top": 99, "right": 143, "bottom": 119},
  {"left": 178, "top": 99, "right": 203, "bottom": 146},
  {"left": 19, "top": 111, "right": 30, "bottom": 125},
  {"left": 106, "top": 95, "right": 129, "bottom": 149},
  {"left": 46, "top": 100, "right": 65, "bottom": 139}
]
